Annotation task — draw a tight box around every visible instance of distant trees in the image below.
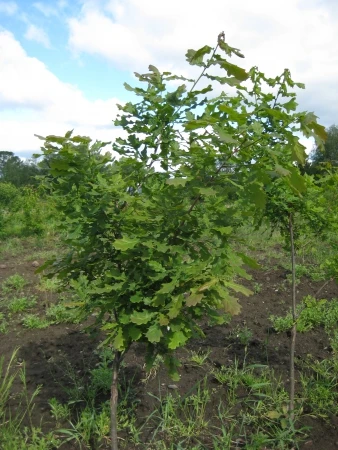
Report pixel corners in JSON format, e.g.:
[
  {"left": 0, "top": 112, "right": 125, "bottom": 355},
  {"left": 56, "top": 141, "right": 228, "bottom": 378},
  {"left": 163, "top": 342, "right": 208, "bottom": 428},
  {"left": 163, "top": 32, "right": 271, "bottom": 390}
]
[
  {"left": 305, "top": 125, "right": 338, "bottom": 175},
  {"left": 0, "top": 151, "right": 42, "bottom": 187}
]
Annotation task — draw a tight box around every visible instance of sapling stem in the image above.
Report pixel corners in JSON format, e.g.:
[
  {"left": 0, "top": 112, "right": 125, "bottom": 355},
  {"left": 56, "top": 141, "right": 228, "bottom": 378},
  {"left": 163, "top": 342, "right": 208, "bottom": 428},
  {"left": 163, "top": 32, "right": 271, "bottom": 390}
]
[{"left": 289, "top": 213, "right": 296, "bottom": 420}]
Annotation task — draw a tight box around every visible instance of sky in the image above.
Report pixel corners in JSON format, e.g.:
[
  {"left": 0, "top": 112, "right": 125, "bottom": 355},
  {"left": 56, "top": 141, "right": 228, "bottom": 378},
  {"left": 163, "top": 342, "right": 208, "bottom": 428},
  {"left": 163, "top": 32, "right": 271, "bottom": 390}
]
[{"left": 0, "top": 0, "right": 337, "bottom": 159}]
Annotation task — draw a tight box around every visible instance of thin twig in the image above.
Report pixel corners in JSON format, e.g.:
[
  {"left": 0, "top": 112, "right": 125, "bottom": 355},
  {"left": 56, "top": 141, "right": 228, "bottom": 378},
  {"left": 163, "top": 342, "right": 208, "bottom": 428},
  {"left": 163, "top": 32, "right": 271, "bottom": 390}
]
[{"left": 314, "top": 278, "right": 333, "bottom": 299}]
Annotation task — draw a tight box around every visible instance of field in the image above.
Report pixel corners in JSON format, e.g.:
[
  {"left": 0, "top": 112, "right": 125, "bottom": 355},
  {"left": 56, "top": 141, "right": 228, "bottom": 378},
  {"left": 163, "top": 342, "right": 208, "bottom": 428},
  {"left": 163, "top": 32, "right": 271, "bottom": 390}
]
[{"left": 1, "top": 226, "right": 338, "bottom": 450}]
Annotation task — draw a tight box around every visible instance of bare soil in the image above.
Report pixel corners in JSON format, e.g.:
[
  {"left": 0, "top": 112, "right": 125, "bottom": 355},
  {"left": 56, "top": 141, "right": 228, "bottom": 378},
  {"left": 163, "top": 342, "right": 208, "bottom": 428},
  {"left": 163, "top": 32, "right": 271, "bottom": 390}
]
[{"left": 1, "top": 251, "right": 338, "bottom": 449}]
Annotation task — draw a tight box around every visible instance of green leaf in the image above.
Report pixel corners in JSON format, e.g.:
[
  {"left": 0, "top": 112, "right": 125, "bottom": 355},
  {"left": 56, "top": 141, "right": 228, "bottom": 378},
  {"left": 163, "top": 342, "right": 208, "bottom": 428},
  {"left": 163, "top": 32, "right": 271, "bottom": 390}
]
[
  {"left": 275, "top": 164, "right": 290, "bottom": 177},
  {"left": 215, "top": 285, "right": 242, "bottom": 315},
  {"left": 266, "top": 410, "right": 281, "bottom": 419},
  {"left": 251, "top": 122, "right": 264, "bottom": 135},
  {"left": 130, "top": 311, "right": 156, "bottom": 325},
  {"left": 166, "top": 178, "right": 187, "bottom": 187},
  {"left": 149, "top": 64, "right": 160, "bottom": 74},
  {"left": 124, "top": 82, "right": 135, "bottom": 92},
  {"left": 65, "top": 130, "right": 73, "bottom": 138},
  {"left": 185, "top": 46, "right": 212, "bottom": 66},
  {"left": 246, "top": 184, "right": 266, "bottom": 209},
  {"left": 146, "top": 323, "right": 163, "bottom": 343},
  {"left": 130, "top": 294, "right": 143, "bottom": 303},
  {"left": 213, "top": 226, "right": 233, "bottom": 236},
  {"left": 311, "top": 122, "right": 327, "bottom": 141},
  {"left": 158, "top": 281, "right": 177, "bottom": 294},
  {"left": 205, "top": 74, "right": 241, "bottom": 86},
  {"left": 167, "top": 297, "right": 182, "bottom": 319},
  {"left": 186, "top": 293, "right": 204, "bottom": 307},
  {"left": 220, "top": 61, "right": 249, "bottom": 81},
  {"left": 213, "top": 126, "right": 237, "bottom": 143},
  {"left": 185, "top": 118, "right": 218, "bottom": 130},
  {"left": 218, "top": 104, "right": 247, "bottom": 124},
  {"left": 113, "top": 328, "right": 125, "bottom": 351},
  {"left": 292, "top": 141, "right": 306, "bottom": 165},
  {"left": 224, "top": 281, "right": 253, "bottom": 296},
  {"left": 159, "top": 314, "right": 169, "bottom": 326},
  {"left": 282, "top": 98, "right": 298, "bottom": 112},
  {"left": 222, "top": 295, "right": 242, "bottom": 315},
  {"left": 128, "top": 325, "right": 142, "bottom": 340},
  {"left": 287, "top": 167, "right": 306, "bottom": 193},
  {"left": 237, "top": 253, "right": 260, "bottom": 269},
  {"left": 197, "top": 279, "right": 218, "bottom": 292},
  {"left": 168, "top": 330, "right": 188, "bottom": 349},
  {"left": 198, "top": 187, "right": 216, "bottom": 196},
  {"left": 113, "top": 237, "right": 139, "bottom": 251}
]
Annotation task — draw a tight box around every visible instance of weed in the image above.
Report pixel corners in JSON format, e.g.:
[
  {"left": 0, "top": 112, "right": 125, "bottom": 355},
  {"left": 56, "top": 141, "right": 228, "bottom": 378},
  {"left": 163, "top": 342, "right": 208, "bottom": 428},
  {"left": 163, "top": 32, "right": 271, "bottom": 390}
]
[
  {"left": 0, "top": 350, "right": 58, "bottom": 449},
  {"left": 149, "top": 378, "right": 210, "bottom": 446},
  {"left": 1, "top": 274, "right": 26, "bottom": 294},
  {"left": 8, "top": 296, "right": 37, "bottom": 314},
  {"left": 189, "top": 348, "right": 211, "bottom": 366},
  {"left": 299, "top": 357, "right": 338, "bottom": 418},
  {"left": 52, "top": 353, "right": 140, "bottom": 448},
  {"left": 22, "top": 314, "right": 50, "bottom": 329},
  {"left": 49, "top": 397, "right": 70, "bottom": 423},
  {"left": 45, "top": 302, "right": 80, "bottom": 324},
  {"left": 142, "top": 354, "right": 164, "bottom": 383},
  {"left": 270, "top": 295, "right": 337, "bottom": 333},
  {"left": 37, "top": 277, "right": 60, "bottom": 293},
  {"left": 253, "top": 282, "right": 262, "bottom": 294},
  {"left": 236, "top": 326, "right": 253, "bottom": 346},
  {"left": 0, "top": 313, "right": 8, "bottom": 333}
]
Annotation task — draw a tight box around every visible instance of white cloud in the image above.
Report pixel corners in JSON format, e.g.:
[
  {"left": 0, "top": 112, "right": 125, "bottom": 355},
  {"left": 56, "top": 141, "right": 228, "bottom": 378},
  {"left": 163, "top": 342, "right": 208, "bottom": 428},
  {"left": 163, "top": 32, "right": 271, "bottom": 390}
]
[
  {"left": 0, "top": 1, "right": 17, "bottom": 15},
  {"left": 24, "top": 24, "right": 51, "bottom": 48},
  {"left": 68, "top": 0, "right": 338, "bottom": 126},
  {"left": 68, "top": 8, "right": 151, "bottom": 67},
  {"left": 33, "top": 2, "right": 58, "bottom": 17},
  {"left": 57, "top": 0, "right": 68, "bottom": 9},
  {"left": 0, "top": 31, "right": 123, "bottom": 155}
]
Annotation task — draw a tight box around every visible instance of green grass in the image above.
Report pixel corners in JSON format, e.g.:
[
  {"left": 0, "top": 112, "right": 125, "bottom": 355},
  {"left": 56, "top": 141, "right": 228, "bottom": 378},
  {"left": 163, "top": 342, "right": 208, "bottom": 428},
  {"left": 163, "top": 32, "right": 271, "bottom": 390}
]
[
  {"left": 1, "top": 274, "right": 27, "bottom": 294},
  {"left": 0, "top": 349, "right": 60, "bottom": 450},
  {"left": 7, "top": 296, "right": 37, "bottom": 314},
  {"left": 21, "top": 314, "right": 51, "bottom": 329},
  {"left": 37, "top": 277, "right": 60, "bottom": 293},
  {"left": 299, "top": 357, "right": 338, "bottom": 419},
  {"left": 45, "top": 302, "right": 80, "bottom": 324},
  {"left": 270, "top": 296, "right": 338, "bottom": 333},
  {"left": 0, "top": 313, "right": 8, "bottom": 334}
]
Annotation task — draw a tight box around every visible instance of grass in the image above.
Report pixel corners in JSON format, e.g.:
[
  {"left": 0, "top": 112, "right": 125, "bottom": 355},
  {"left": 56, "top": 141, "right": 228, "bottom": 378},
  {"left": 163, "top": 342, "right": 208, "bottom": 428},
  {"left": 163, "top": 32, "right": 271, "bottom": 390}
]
[
  {"left": 144, "top": 362, "right": 308, "bottom": 449},
  {"left": 189, "top": 349, "right": 211, "bottom": 366},
  {"left": 299, "top": 357, "right": 338, "bottom": 419},
  {"left": 1, "top": 274, "right": 27, "bottom": 294},
  {"left": 8, "top": 296, "right": 37, "bottom": 313},
  {"left": 22, "top": 314, "right": 51, "bottom": 329},
  {"left": 1, "top": 220, "right": 338, "bottom": 448},
  {"left": 45, "top": 301, "right": 80, "bottom": 324},
  {"left": 0, "top": 349, "right": 60, "bottom": 450},
  {"left": 0, "top": 313, "right": 8, "bottom": 334},
  {"left": 37, "top": 276, "right": 60, "bottom": 293},
  {"left": 270, "top": 295, "right": 338, "bottom": 333}
]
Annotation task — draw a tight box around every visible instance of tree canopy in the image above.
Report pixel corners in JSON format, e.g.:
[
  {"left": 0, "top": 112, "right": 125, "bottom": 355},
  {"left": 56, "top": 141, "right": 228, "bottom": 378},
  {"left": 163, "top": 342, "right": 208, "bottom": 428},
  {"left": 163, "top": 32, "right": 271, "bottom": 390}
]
[
  {"left": 0, "top": 151, "right": 42, "bottom": 187},
  {"left": 306, "top": 124, "right": 338, "bottom": 174}
]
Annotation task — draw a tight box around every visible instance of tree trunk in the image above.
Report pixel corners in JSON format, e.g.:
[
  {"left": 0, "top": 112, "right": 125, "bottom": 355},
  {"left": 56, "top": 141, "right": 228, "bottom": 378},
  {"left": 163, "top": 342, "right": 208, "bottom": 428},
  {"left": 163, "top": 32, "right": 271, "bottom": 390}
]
[
  {"left": 110, "top": 351, "right": 121, "bottom": 450},
  {"left": 289, "top": 214, "right": 296, "bottom": 421}
]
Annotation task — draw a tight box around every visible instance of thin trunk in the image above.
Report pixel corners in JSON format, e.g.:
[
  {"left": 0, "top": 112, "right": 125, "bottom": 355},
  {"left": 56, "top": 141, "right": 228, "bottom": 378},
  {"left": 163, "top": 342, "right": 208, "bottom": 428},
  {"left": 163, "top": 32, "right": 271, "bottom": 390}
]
[
  {"left": 289, "top": 214, "right": 296, "bottom": 421},
  {"left": 110, "top": 351, "right": 121, "bottom": 450}
]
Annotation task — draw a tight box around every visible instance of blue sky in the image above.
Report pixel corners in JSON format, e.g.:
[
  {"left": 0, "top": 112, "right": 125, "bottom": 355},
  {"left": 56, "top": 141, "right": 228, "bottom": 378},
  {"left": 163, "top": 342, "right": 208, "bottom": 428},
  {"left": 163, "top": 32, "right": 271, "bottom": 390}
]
[{"left": 1, "top": 0, "right": 338, "bottom": 158}]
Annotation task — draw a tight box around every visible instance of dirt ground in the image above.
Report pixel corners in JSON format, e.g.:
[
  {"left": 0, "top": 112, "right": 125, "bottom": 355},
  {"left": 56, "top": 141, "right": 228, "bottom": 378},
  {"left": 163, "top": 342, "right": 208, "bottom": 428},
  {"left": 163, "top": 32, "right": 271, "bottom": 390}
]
[{"left": 1, "top": 251, "right": 338, "bottom": 449}]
